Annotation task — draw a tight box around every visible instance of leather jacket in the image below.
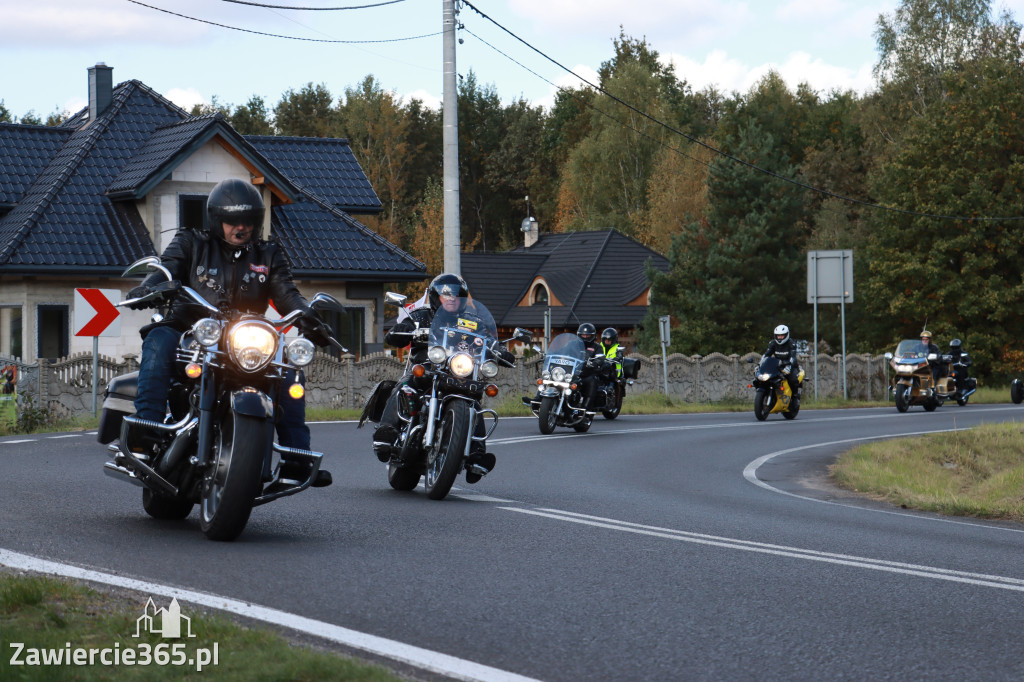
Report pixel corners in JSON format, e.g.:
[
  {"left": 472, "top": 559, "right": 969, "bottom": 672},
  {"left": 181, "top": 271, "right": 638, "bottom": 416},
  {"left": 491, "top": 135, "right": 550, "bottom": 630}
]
[
  {"left": 140, "top": 228, "right": 310, "bottom": 333},
  {"left": 763, "top": 338, "right": 799, "bottom": 369}
]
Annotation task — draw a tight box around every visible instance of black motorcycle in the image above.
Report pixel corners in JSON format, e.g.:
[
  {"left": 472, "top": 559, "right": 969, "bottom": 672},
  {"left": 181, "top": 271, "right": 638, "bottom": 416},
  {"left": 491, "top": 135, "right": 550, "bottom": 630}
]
[
  {"left": 359, "top": 294, "right": 530, "bottom": 500},
  {"left": 97, "top": 256, "right": 346, "bottom": 541},
  {"left": 523, "top": 332, "right": 592, "bottom": 434},
  {"left": 947, "top": 352, "right": 977, "bottom": 406}
]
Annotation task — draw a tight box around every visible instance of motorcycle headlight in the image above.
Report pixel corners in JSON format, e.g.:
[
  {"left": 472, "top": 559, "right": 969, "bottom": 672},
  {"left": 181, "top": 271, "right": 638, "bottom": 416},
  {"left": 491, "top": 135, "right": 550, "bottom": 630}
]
[
  {"left": 541, "top": 370, "right": 551, "bottom": 380},
  {"left": 228, "top": 321, "right": 278, "bottom": 372},
  {"left": 757, "top": 373, "right": 770, "bottom": 382},
  {"left": 896, "top": 364, "right": 914, "bottom": 373},
  {"left": 286, "top": 338, "right": 316, "bottom": 367},
  {"left": 192, "top": 318, "right": 222, "bottom": 347},
  {"left": 449, "top": 352, "right": 475, "bottom": 378},
  {"left": 480, "top": 360, "right": 498, "bottom": 378},
  {"left": 427, "top": 345, "right": 447, "bottom": 364},
  {"left": 551, "top": 366, "right": 567, "bottom": 382}
]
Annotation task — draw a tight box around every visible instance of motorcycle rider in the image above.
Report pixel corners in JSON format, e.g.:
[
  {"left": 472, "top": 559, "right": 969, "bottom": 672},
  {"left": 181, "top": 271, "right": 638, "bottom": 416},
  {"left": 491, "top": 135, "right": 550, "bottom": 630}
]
[
  {"left": 920, "top": 330, "right": 943, "bottom": 385},
  {"left": 372, "top": 273, "right": 514, "bottom": 477},
  {"left": 577, "top": 323, "right": 604, "bottom": 410},
  {"left": 762, "top": 324, "right": 801, "bottom": 397},
  {"left": 948, "top": 338, "right": 971, "bottom": 390},
  {"left": 125, "top": 177, "right": 334, "bottom": 487},
  {"left": 599, "top": 327, "right": 623, "bottom": 380}
]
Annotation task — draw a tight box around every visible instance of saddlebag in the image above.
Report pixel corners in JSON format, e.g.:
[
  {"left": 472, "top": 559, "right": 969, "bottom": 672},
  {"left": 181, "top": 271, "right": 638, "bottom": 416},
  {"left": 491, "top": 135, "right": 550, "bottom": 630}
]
[
  {"left": 622, "top": 357, "right": 641, "bottom": 380},
  {"left": 97, "top": 371, "right": 139, "bottom": 444}
]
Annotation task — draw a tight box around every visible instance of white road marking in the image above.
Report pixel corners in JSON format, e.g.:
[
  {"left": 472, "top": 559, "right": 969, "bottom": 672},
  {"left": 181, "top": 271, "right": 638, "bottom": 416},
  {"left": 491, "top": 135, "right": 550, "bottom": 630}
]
[
  {"left": 742, "top": 430, "right": 1024, "bottom": 534},
  {"left": 0, "top": 439, "right": 34, "bottom": 444},
  {"left": 46, "top": 434, "right": 81, "bottom": 439},
  {"left": 502, "top": 507, "right": 1024, "bottom": 592},
  {"left": 0, "top": 548, "right": 542, "bottom": 682}
]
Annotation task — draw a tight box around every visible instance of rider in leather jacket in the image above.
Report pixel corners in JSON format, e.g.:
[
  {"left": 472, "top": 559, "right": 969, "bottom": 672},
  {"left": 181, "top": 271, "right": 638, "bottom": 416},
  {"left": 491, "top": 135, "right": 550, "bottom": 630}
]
[{"left": 763, "top": 324, "right": 801, "bottom": 396}]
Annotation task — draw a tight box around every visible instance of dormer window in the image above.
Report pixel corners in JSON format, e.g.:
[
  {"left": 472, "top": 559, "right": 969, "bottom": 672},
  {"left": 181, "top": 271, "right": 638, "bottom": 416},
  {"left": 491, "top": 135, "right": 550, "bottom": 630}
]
[{"left": 531, "top": 283, "right": 549, "bottom": 306}]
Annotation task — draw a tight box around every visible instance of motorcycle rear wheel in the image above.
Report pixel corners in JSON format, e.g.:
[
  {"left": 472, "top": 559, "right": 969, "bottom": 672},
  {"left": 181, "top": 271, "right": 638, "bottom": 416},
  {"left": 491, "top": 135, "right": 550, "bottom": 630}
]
[
  {"left": 956, "top": 396, "right": 969, "bottom": 407},
  {"left": 538, "top": 396, "right": 557, "bottom": 434},
  {"left": 783, "top": 397, "right": 799, "bottom": 420},
  {"left": 754, "top": 388, "right": 771, "bottom": 421},
  {"left": 142, "top": 488, "right": 193, "bottom": 520},
  {"left": 895, "top": 385, "right": 911, "bottom": 413},
  {"left": 199, "top": 412, "right": 268, "bottom": 541},
  {"left": 602, "top": 387, "right": 622, "bottom": 420},
  {"left": 387, "top": 462, "right": 420, "bottom": 491},
  {"left": 425, "top": 401, "right": 469, "bottom": 500}
]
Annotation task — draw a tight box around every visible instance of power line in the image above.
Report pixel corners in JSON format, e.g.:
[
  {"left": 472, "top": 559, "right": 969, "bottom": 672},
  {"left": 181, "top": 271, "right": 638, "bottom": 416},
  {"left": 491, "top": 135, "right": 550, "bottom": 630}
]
[
  {"left": 219, "top": 0, "right": 406, "bottom": 9},
  {"left": 126, "top": 0, "right": 439, "bottom": 43},
  {"left": 460, "top": 0, "right": 1024, "bottom": 223}
]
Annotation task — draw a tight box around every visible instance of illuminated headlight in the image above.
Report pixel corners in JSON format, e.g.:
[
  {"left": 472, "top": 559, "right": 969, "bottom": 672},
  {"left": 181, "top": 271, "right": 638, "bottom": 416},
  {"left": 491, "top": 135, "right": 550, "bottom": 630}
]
[
  {"left": 193, "top": 318, "right": 222, "bottom": 347},
  {"left": 551, "top": 366, "right": 567, "bottom": 382},
  {"left": 286, "top": 338, "right": 315, "bottom": 367},
  {"left": 757, "top": 373, "right": 770, "bottom": 382},
  {"left": 449, "top": 352, "right": 475, "bottom": 378},
  {"left": 896, "top": 364, "right": 915, "bottom": 373},
  {"left": 427, "top": 345, "right": 447, "bottom": 364},
  {"left": 228, "top": 321, "right": 278, "bottom": 372},
  {"left": 480, "top": 360, "right": 498, "bottom": 378}
]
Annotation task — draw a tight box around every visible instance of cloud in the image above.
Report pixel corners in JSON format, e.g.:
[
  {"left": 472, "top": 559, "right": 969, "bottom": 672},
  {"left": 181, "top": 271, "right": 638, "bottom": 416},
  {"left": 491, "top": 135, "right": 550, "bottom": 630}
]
[
  {"left": 164, "top": 88, "right": 206, "bottom": 113},
  {"left": 403, "top": 89, "right": 442, "bottom": 111},
  {"left": 0, "top": 0, "right": 207, "bottom": 45},
  {"left": 664, "top": 49, "right": 874, "bottom": 95}
]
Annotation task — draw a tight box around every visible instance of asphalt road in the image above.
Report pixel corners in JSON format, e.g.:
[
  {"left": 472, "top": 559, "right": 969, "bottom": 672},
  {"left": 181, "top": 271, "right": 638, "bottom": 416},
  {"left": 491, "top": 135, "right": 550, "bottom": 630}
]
[{"left": 2, "top": 403, "right": 1024, "bottom": 681}]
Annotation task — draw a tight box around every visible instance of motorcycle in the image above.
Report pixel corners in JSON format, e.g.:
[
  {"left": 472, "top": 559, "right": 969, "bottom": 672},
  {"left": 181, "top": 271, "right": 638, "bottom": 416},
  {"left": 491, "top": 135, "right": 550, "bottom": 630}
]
[
  {"left": 97, "top": 256, "right": 347, "bottom": 541},
  {"left": 359, "top": 293, "right": 531, "bottom": 500},
  {"left": 749, "top": 355, "right": 804, "bottom": 421},
  {"left": 947, "top": 351, "right": 977, "bottom": 406},
  {"left": 885, "top": 339, "right": 952, "bottom": 412}
]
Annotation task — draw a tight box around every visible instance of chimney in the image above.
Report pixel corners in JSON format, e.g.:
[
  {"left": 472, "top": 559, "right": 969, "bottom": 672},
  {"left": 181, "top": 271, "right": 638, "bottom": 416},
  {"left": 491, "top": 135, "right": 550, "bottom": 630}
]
[
  {"left": 522, "top": 216, "right": 539, "bottom": 248},
  {"left": 88, "top": 63, "right": 113, "bottom": 121}
]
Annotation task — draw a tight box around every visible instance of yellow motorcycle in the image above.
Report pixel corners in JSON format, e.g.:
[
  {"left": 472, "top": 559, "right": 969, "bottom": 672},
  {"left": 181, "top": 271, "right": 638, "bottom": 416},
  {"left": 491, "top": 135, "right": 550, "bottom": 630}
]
[
  {"left": 750, "top": 356, "right": 804, "bottom": 421},
  {"left": 885, "top": 339, "right": 952, "bottom": 412}
]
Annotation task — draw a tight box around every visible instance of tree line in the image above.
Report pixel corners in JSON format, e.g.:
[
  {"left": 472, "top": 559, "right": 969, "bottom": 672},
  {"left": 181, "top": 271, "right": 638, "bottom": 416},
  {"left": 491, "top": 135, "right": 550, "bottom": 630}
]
[{"left": 4, "top": 0, "right": 1023, "bottom": 379}]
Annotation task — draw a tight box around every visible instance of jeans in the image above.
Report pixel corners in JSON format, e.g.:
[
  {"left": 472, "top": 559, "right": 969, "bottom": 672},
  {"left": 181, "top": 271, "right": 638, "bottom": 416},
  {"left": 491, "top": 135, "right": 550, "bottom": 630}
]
[{"left": 133, "top": 325, "right": 310, "bottom": 449}]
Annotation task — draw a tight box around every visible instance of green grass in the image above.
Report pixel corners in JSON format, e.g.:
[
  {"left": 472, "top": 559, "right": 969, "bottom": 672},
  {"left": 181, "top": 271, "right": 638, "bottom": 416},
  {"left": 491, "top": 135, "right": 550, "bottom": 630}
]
[
  {"left": 0, "top": 574, "right": 402, "bottom": 681},
  {"left": 831, "top": 421, "right": 1024, "bottom": 523}
]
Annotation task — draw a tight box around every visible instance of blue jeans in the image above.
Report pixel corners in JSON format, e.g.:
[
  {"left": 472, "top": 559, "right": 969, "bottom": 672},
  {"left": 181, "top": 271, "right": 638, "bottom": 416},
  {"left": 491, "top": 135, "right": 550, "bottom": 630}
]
[{"left": 134, "top": 326, "right": 310, "bottom": 450}]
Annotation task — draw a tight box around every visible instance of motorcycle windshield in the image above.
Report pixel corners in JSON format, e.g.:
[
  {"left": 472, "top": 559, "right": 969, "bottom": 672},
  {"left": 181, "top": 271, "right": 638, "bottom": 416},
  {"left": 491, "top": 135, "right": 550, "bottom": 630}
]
[
  {"left": 428, "top": 297, "right": 498, "bottom": 360},
  {"left": 544, "top": 333, "right": 587, "bottom": 375},
  {"left": 757, "top": 355, "right": 781, "bottom": 376},
  {"left": 894, "top": 340, "right": 929, "bottom": 361}
]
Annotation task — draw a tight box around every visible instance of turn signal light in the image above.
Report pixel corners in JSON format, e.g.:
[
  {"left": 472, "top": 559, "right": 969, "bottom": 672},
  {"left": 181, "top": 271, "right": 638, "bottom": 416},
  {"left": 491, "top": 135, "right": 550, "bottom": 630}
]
[
  {"left": 288, "top": 383, "right": 305, "bottom": 399},
  {"left": 185, "top": 363, "right": 202, "bottom": 379},
  {"left": 412, "top": 364, "right": 426, "bottom": 378},
  {"left": 484, "top": 384, "right": 499, "bottom": 398},
  {"left": 570, "top": 383, "right": 578, "bottom": 391},
  {"left": 537, "top": 378, "right": 543, "bottom": 385}
]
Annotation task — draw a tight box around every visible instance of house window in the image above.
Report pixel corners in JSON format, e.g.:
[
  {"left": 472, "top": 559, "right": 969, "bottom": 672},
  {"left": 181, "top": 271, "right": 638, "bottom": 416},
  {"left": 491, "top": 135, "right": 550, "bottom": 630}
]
[
  {"left": 531, "top": 283, "right": 549, "bottom": 306},
  {"left": 178, "top": 194, "right": 207, "bottom": 231},
  {"left": 1, "top": 306, "right": 22, "bottom": 359},
  {"left": 37, "top": 305, "right": 69, "bottom": 359},
  {"left": 320, "top": 307, "right": 365, "bottom": 359}
]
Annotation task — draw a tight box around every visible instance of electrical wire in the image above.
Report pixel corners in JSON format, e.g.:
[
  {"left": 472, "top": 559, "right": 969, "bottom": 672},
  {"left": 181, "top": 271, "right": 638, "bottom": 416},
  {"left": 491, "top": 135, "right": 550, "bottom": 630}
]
[
  {"left": 461, "top": 0, "right": 1024, "bottom": 223},
  {"left": 219, "top": 0, "right": 406, "bottom": 9},
  {"left": 126, "top": 0, "right": 438, "bottom": 43}
]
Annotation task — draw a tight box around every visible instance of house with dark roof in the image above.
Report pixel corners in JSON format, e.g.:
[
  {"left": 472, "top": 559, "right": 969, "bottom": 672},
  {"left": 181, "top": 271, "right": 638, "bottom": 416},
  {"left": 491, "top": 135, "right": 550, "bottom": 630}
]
[
  {"left": 0, "top": 64, "right": 425, "bottom": 363},
  {"left": 460, "top": 226, "right": 669, "bottom": 350}
]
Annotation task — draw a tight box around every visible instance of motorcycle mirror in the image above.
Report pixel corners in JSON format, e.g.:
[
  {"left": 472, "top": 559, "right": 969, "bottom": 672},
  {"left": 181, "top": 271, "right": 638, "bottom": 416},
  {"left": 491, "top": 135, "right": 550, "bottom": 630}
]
[
  {"left": 513, "top": 327, "right": 533, "bottom": 343},
  {"left": 310, "top": 292, "right": 346, "bottom": 314},
  {"left": 384, "top": 291, "right": 408, "bottom": 307},
  {"left": 884, "top": 352, "right": 893, "bottom": 360},
  {"left": 927, "top": 353, "right": 938, "bottom": 361},
  {"left": 121, "top": 256, "right": 172, "bottom": 281}
]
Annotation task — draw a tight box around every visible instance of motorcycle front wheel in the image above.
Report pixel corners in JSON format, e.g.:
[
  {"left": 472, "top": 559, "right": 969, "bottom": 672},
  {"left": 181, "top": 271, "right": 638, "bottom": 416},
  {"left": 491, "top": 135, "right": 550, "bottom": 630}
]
[
  {"left": 754, "top": 388, "right": 771, "bottom": 421},
  {"left": 895, "top": 384, "right": 911, "bottom": 412},
  {"left": 425, "top": 401, "right": 470, "bottom": 500},
  {"left": 538, "top": 396, "right": 557, "bottom": 434},
  {"left": 1012, "top": 379, "right": 1024, "bottom": 404},
  {"left": 200, "top": 412, "right": 269, "bottom": 541}
]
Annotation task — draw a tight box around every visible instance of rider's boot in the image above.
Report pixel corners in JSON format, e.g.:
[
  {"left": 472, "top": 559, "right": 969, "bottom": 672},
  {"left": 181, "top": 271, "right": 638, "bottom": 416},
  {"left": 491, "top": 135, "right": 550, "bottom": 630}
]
[
  {"left": 465, "top": 443, "right": 496, "bottom": 484},
  {"left": 372, "top": 424, "right": 397, "bottom": 463}
]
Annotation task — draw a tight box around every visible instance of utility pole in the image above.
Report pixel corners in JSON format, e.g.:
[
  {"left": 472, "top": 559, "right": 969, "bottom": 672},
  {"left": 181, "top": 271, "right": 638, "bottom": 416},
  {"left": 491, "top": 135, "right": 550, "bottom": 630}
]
[{"left": 442, "top": 0, "right": 461, "bottom": 274}]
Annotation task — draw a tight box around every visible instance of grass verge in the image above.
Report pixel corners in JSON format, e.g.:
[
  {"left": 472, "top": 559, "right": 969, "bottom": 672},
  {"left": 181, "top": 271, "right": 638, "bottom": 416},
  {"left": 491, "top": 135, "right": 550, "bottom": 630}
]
[
  {"left": 0, "top": 572, "right": 402, "bottom": 681},
  {"left": 831, "top": 421, "right": 1024, "bottom": 523}
]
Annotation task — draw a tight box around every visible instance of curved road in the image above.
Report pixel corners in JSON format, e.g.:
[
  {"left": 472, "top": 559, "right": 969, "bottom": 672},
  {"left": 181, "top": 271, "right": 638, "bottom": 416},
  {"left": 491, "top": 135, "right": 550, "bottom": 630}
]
[{"left": 2, "top": 404, "right": 1024, "bottom": 680}]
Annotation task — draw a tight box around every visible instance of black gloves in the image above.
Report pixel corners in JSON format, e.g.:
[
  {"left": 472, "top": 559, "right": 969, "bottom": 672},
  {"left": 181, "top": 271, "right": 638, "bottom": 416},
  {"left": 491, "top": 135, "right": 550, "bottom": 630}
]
[
  {"left": 296, "top": 313, "right": 332, "bottom": 347},
  {"left": 127, "top": 285, "right": 151, "bottom": 300},
  {"left": 488, "top": 340, "right": 516, "bottom": 367}
]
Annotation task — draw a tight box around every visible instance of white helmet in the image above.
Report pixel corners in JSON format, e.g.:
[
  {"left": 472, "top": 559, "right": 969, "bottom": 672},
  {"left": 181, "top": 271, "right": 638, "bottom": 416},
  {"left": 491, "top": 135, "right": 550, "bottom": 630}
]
[{"left": 774, "top": 324, "right": 790, "bottom": 344}]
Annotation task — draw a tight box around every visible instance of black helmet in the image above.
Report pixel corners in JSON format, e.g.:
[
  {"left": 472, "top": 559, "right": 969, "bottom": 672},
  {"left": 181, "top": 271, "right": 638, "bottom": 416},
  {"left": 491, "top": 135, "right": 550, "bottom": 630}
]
[
  {"left": 204, "top": 178, "right": 265, "bottom": 243},
  {"left": 601, "top": 327, "right": 618, "bottom": 346},
  {"left": 427, "top": 273, "right": 470, "bottom": 312},
  {"left": 577, "top": 323, "right": 596, "bottom": 343},
  {"left": 950, "top": 338, "right": 962, "bottom": 350}
]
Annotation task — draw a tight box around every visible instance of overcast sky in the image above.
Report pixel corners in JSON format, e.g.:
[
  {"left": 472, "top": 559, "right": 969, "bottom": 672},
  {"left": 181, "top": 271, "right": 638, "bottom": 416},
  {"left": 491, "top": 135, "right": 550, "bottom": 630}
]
[{"left": 2, "top": 0, "right": 1023, "bottom": 120}]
